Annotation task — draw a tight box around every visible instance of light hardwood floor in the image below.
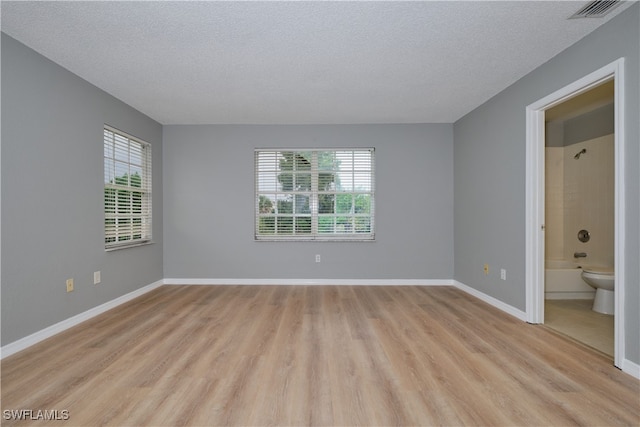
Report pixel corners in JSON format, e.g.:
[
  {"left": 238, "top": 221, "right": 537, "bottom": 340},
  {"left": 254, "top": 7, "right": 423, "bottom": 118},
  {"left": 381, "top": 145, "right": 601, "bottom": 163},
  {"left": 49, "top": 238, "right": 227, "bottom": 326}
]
[{"left": 2, "top": 285, "right": 638, "bottom": 426}]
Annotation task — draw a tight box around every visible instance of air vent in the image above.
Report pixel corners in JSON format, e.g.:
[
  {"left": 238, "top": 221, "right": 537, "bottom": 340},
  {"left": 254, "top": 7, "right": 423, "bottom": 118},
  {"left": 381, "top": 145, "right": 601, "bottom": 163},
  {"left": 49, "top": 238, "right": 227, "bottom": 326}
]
[{"left": 569, "top": 0, "right": 622, "bottom": 18}]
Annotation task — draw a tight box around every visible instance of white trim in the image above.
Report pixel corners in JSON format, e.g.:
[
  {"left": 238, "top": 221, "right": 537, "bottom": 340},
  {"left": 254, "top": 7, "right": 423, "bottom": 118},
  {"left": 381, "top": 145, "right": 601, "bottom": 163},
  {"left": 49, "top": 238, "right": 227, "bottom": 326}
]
[
  {"left": 612, "top": 61, "right": 626, "bottom": 372},
  {"left": 621, "top": 359, "right": 640, "bottom": 380},
  {"left": 105, "top": 240, "right": 155, "bottom": 252},
  {"left": 0, "top": 280, "right": 164, "bottom": 359},
  {"left": 164, "top": 278, "right": 454, "bottom": 286},
  {"left": 525, "top": 58, "right": 626, "bottom": 369},
  {"left": 453, "top": 281, "right": 527, "bottom": 322},
  {"left": 525, "top": 103, "right": 546, "bottom": 324}
]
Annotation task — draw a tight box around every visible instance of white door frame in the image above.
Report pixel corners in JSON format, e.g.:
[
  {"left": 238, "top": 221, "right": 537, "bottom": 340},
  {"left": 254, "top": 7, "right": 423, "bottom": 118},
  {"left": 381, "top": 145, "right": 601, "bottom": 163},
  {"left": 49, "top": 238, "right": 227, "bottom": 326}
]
[{"left": 525, "top": 58, "right": 625, "bottom": 369}]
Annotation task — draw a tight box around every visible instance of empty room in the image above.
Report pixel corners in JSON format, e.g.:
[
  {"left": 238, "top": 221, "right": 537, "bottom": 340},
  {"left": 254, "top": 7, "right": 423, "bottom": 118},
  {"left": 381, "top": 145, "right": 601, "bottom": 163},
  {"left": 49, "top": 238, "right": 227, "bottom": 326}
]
[{"left": 1, "top": 1, "right": 639, "bottom": 426}]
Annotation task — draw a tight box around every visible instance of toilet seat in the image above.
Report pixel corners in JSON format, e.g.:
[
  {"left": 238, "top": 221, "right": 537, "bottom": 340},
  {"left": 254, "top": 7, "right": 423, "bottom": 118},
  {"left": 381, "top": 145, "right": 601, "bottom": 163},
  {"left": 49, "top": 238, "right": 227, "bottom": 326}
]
[{"left": 582, "top": 266, "right": 614, "bottom": 276}]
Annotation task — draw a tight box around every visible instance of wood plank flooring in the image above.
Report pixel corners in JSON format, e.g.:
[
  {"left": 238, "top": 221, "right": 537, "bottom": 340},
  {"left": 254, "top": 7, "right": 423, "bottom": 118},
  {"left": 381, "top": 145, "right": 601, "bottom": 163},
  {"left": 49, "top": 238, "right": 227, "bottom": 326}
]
[{"left": 2, "top": 285, "right": 638, "bottom": 426}]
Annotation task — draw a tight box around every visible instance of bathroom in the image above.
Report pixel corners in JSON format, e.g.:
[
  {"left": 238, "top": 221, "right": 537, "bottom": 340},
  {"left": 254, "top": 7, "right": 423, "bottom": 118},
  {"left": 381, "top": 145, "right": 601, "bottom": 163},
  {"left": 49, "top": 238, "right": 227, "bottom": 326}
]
[{"left": 543, "top": 81, "right": 614, "bottom": 357}]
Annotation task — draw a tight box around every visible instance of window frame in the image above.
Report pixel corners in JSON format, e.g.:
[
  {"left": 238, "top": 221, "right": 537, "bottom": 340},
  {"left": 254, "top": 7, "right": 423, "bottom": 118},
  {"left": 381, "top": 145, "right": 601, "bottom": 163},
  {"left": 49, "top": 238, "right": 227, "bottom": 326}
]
[
  {"left": 255, "top": 148, "right": 375, "bottom": 241},
  {"left": 103, "top": 125, "right": 152, "bottom": 250}
]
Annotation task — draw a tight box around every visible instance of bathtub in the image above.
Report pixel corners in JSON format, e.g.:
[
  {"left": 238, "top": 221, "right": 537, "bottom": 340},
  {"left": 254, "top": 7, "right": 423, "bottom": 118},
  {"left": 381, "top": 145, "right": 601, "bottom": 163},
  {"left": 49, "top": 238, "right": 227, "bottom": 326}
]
[{"left": 545, "top": 260, "right": 595, "bottom": 300}]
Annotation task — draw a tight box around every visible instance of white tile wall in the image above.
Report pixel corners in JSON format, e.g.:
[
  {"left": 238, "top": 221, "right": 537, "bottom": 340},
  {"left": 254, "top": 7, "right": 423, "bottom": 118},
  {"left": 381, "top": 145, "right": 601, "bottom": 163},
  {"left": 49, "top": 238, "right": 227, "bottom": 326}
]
[
  {"left": 545, "top": 134, "right": 614, "bottom": 268},
  {"left": 545, "top": 147, "right": 564, "bottom": 260}
]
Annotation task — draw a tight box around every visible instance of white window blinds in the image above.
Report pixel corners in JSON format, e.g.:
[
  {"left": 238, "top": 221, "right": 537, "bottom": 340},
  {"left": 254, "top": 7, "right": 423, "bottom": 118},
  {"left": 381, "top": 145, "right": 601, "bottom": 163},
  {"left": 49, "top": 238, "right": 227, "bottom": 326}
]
[
  {"left": 104, "top": 126, "right": 152, "bottom": 249},
  {"left": 255, "top": 149, "right": 374, "bottom": 241}
]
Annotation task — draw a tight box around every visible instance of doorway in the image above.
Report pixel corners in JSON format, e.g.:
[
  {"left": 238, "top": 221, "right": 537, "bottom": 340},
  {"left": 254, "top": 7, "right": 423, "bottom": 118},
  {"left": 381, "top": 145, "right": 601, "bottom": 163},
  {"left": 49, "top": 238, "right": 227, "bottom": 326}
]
[
  {"left": 525, "top": 58, "right": 626, "bottom": 369},
  {"left": 543, "top": 81, "right": 614, "bottom": 356}
]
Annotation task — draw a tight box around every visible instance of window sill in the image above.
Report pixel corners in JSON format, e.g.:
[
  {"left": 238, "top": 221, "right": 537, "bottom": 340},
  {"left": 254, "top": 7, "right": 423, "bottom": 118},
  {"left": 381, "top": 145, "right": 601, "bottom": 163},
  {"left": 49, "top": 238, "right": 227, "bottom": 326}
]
[
  {"left": 105, "top": 240, "right": 155, "bottom": 252},
  {"left": 255, "top": 236, "right": 375, "bottom": 242}
]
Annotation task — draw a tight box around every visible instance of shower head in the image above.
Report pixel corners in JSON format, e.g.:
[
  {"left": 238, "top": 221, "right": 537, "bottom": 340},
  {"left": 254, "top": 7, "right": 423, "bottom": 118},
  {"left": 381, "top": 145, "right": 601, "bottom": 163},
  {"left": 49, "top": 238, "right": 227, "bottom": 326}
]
[{"left": 574, "top": 148, "right": 587, "bottom": 159}]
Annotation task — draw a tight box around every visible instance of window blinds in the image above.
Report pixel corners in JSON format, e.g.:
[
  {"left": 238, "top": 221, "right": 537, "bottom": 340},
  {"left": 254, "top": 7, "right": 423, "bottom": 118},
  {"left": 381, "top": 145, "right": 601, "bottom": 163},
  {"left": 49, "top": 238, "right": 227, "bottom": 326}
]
[
  {"left": 255, "top": 149, "right": 374, "bottom": 240},
  {"left": 104, "top": 126, "right": 152, "bottom": 249}
]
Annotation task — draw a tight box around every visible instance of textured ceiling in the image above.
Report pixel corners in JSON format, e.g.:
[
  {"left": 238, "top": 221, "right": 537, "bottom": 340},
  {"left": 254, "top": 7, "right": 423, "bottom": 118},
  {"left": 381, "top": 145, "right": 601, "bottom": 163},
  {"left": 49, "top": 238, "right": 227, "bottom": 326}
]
[{"left": 1, "top": 1, "right": 635, "bottom": 124}]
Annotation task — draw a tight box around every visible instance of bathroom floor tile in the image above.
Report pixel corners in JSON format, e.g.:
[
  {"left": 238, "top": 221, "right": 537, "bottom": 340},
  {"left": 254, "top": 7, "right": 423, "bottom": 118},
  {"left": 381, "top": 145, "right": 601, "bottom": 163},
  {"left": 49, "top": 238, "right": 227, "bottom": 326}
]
[{"left": 544, "top": 299, "right": 614, "bottom": 357}]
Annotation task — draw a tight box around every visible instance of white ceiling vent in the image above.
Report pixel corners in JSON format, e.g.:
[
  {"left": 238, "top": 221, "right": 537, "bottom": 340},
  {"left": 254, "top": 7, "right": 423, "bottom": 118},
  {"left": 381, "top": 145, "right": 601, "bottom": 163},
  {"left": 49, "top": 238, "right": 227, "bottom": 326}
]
[{"left": 569, "top": 0, "right": 622, "bottom": 18}]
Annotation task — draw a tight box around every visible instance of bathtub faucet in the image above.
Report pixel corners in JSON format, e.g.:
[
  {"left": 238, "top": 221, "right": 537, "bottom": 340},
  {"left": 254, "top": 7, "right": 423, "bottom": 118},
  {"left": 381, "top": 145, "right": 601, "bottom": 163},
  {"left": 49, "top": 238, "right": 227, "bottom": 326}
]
[{"left": 574, "top": 252, "right": 587, "bottom": 258}]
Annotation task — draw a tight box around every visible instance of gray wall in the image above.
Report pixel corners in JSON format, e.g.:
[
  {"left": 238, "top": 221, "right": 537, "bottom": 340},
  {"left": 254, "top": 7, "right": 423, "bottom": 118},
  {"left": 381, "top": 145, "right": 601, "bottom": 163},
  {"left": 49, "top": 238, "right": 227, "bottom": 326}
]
[
  {"left": 454, "top": 5, "right": 639, "bottom": 364},
  {"left": 163, "top": 124, "right": 453, "bottom": 280},
  {"left": 1, "top": 34, "right": 164, "bottom": 345}
]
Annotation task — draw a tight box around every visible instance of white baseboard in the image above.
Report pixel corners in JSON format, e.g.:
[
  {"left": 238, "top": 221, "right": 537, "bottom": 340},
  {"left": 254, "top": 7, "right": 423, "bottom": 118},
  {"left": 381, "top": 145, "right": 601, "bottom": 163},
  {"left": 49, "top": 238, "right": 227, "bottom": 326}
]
[
  {"left": 622, "top": 359, "right": 640, "bottom": 379},
  {"left": 164, "top": 278, "right": 455, "bottom": 286},
  {"left": 0, "top": 279, "right": 164, "bottom": 359},
  {"left": 453, "top": 280, "right": 527, "bottom": 322}
]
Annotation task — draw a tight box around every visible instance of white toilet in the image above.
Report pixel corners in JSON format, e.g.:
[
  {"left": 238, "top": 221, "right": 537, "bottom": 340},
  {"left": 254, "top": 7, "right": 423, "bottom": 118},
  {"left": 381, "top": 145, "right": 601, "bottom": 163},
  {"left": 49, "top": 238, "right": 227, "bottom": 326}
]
[{"left": 581, "top": 267, "right": 615, "bottom": 315}]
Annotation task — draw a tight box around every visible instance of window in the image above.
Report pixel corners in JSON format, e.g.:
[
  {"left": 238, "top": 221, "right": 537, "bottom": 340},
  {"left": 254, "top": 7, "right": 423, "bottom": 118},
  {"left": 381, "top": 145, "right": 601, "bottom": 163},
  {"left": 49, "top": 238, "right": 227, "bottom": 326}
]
[
  {"left": 255, "top": 149, "right": 374, "bottom": 241},
  {"left": 104, "top": 126, "right": 152, "bottom": 249}
]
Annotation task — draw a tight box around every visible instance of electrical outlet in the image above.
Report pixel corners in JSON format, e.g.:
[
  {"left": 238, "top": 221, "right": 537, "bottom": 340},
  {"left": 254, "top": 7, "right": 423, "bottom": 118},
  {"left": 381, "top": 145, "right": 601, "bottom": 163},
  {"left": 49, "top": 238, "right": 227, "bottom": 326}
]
[
  {"left": 501, "top": 269, "right": 507, "bottom": 280},
  {"left": 94, "top": 271, "right": 101, "bottom": 285},
  {"left": 66, "top": 278, "right": 74, "bottom": 293},
  {"left": 315, "top": 254, "right": 321, "bottom": 263},
  {"left": 483, "top": 264, "right": 489, "bottom": 275}
]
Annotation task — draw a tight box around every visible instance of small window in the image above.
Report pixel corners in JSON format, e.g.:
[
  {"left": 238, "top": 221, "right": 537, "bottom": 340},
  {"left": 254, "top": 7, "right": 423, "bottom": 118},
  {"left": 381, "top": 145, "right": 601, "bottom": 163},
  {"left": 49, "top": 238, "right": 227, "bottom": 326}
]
[
  {"left": 104, "top": 126, "right": 152, "bottom": 249},
  {"left": 255, "top": 149, "right": 374, "bottom": 241}
]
